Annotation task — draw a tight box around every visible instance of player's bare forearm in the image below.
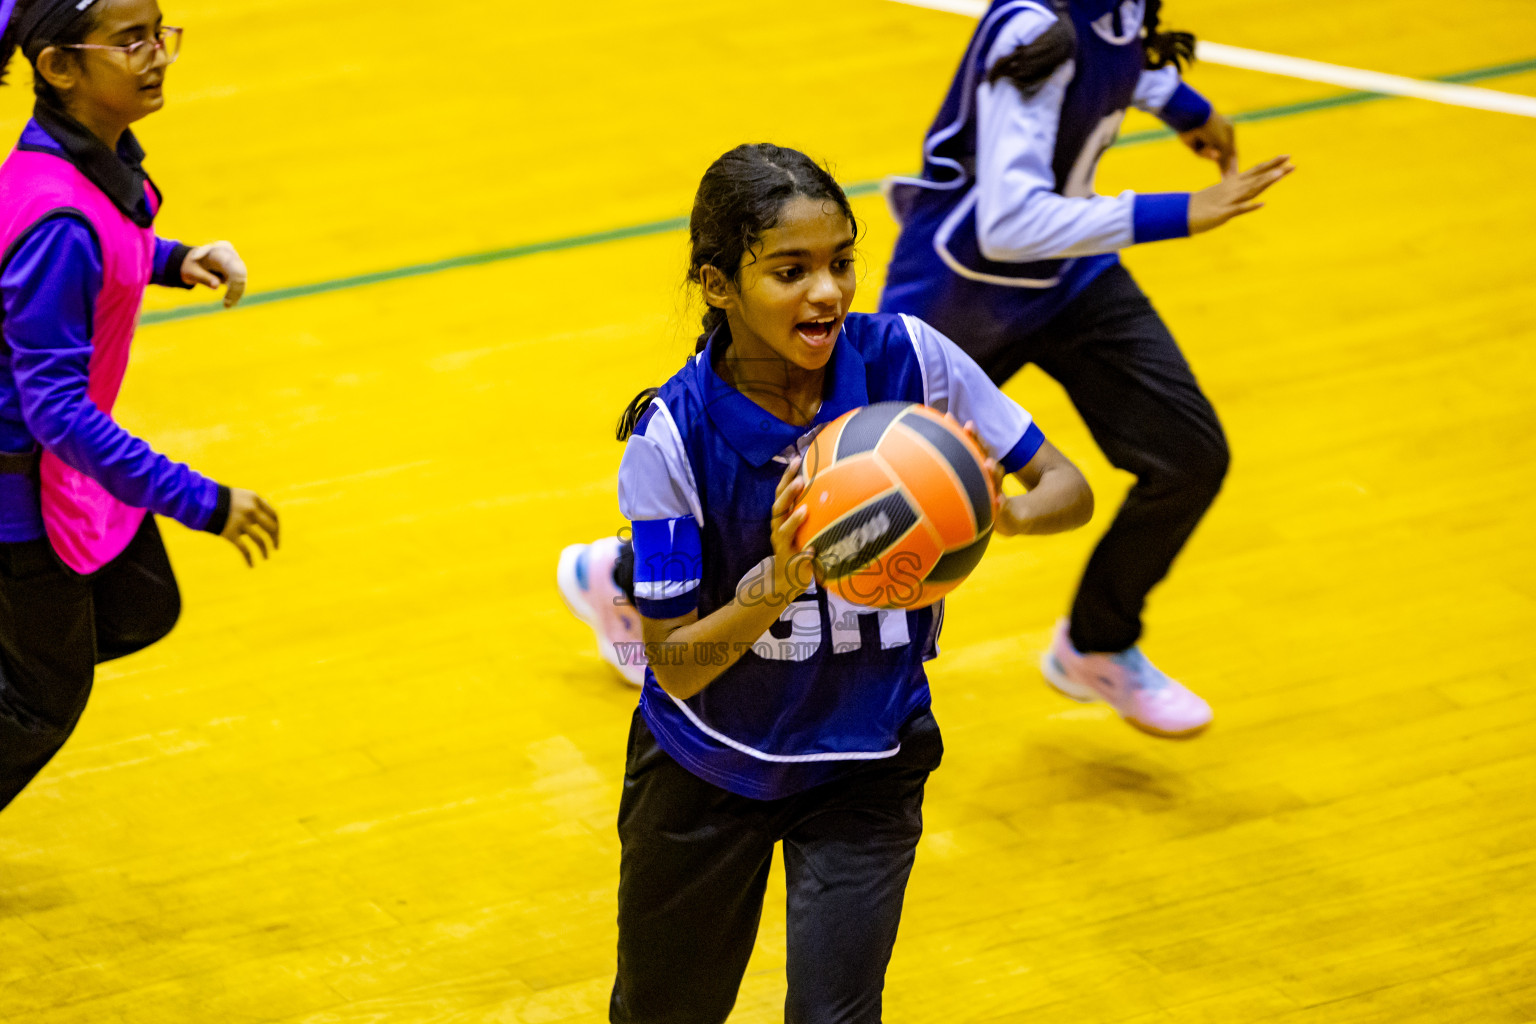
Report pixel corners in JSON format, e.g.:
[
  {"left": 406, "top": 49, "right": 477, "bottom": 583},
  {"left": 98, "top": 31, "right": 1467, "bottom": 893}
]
[
  {"left": 998, "top": 441, "right": 1093, "bottom": 536},
  {"left": 638, "top": 455, "right": 816, "bottom": 699},
  {"left": 639, "top": 556, "right": 812, "bottom": 700}
]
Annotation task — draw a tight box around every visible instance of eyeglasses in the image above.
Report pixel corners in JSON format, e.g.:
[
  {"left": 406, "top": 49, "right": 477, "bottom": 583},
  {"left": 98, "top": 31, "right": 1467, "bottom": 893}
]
[{"left": 58, "top": 26, "right": 183, "bottom": 75}]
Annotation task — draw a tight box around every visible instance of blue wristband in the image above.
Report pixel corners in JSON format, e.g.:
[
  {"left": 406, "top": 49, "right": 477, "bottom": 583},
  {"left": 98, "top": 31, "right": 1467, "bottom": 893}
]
[
  {"left": 1160, "top": 81, "right": 1213, "bottom": 133},
  {"left": 1132, "top": 193, "right": 1191, "bottom": 244}
]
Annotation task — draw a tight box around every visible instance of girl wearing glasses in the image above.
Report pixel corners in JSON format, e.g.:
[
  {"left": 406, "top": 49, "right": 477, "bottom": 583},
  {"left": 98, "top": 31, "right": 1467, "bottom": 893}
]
[{"left": 0, "top": 0, "right": 279, "bottom": 813}]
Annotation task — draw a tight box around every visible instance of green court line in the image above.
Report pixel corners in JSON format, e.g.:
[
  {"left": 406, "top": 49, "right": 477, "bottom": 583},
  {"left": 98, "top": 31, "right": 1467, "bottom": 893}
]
[{"left": 141, "top": 55, "right": 1536, "bottom": 328}]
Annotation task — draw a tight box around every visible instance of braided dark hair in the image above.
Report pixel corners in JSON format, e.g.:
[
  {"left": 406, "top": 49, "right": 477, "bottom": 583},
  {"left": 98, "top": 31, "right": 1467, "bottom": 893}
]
[
  {"left": 1, "top": 0, "right": 103, "bottom": 99},
  {"left": 617, "top": 144, "right": 857, "bottom": 441},
  {"left": 1141, "top": 0, "right": 1196, "bottom": 72}
]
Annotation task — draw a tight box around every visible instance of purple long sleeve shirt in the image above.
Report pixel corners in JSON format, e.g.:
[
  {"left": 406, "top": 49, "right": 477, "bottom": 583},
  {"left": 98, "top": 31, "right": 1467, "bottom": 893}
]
[{"left": 0, "top": 112, "right": 227, "bottom": 544}]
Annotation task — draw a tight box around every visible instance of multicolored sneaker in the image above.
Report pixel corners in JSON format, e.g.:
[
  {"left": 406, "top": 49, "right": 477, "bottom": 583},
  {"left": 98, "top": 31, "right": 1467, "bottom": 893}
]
[
  {"left": 1040, "top": 619, "right": 1212, "bottom": 738},
  {"left": 557, "top": 537, "right": 646, "bottom": 687}
]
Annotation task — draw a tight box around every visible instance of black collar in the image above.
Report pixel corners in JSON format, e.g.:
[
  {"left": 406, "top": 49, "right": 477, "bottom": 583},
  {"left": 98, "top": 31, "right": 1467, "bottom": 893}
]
[{"left": 27, "top": 98, "right": 159, "bottom": 228}]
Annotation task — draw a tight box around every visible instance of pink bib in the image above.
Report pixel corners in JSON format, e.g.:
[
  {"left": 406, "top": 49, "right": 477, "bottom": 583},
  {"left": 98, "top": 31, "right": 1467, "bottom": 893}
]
[{"left": 0, "top": 147, "right": 156, "bottom": 574}]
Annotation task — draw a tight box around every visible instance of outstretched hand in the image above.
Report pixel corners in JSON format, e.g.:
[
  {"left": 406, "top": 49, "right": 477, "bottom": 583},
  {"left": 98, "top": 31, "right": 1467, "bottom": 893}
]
[
  {"left": 1188, "top": 155, "right": 1295, "bottom": 235},
  {"left": 1179, "top": 109, "right": 1239, "bottom": 179},
  {"left": 182, "top": 241, "right": 248, "bottom": 308},
  {"left": 221, "top": 488, "right": 280, "bottom": 567}
]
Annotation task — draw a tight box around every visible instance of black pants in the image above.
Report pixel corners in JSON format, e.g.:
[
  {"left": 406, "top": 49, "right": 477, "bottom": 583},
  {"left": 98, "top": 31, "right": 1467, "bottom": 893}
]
[
  {"left": 611, "top": 708, "right": 943, "bottom": 1024},
  {"left": 965, "top": 264, "right": 1230, "bottom": 653},
  {"left": 0, "top": 514, "right": 181, "bottom": 811}
]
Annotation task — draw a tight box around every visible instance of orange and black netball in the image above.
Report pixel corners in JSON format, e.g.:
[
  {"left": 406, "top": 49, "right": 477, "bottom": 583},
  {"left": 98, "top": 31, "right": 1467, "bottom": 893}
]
[{"left": 794, "top": 402, "right": 997, "bottom": 610}]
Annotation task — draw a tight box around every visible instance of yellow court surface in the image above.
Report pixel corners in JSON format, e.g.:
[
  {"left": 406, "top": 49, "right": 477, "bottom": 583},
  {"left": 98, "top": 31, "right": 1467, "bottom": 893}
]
[{"left": 1, "top": 0, "right": 1535, "bottom": 1021}]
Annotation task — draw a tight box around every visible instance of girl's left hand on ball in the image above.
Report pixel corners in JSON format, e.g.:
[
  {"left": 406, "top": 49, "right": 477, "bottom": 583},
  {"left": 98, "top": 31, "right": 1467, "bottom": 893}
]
[
  {"left": 770, "top": 455, "right": 816, "bottom": 599},
  {"left": 182, "top": 241, "right": 248, "bottom": 308}
]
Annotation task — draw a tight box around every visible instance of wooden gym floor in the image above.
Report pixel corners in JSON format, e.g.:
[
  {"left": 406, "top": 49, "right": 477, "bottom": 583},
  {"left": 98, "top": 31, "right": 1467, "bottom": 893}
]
[{"left": 0, "top": 0, "right": 1533, "bottom": 1020}]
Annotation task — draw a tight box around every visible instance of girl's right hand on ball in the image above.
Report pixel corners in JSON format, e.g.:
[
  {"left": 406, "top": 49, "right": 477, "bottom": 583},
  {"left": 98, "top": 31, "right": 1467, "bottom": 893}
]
[
  {"left": 1188, "top": 155, "right": 1295, "bottom": 234},
  {"left": 221, "top": 488, "right": 280, "bottom": 567},
  {"left": 770, "top": 456, "right": 815, "bottom": 601},
  {"left": 961, "top": 420, "right": 1008, "bottom": 529}
]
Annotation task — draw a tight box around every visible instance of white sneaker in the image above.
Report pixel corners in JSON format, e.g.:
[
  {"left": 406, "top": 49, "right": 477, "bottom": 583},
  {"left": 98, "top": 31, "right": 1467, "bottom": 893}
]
[{"left": 557, "top": 538, "right": 645, "bottom": 687}]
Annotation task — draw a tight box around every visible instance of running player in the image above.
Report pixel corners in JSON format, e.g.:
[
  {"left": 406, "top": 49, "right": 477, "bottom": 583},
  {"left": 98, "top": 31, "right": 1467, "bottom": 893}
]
[
  {"left": 879, "top": 0, "right": 1293, "bottom": 737},
  {"left": 606, "top": 143, "right": 1091, "bottom": 1023},
  {"left": 0, "top": 0, "right": 280, "bottom": 812}
]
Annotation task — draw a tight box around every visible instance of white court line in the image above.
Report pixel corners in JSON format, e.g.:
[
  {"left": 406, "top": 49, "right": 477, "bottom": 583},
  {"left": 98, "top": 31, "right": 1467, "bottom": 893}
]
[
  {"left": 887, "top": 0, "right": 1536, "bottom": 119},
  {"left": 891, "top": 0, "right": 990, "bottom": 13},
  {"left": 1200, "top": 42, "right": 1536, "bottom": 118}
]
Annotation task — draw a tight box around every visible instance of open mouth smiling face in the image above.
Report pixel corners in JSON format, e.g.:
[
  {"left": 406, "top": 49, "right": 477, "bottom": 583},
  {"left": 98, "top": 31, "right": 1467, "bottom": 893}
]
[
  {"left": 795, "top": 315, "right": 839, "bottom": 348},
  {"left": 736, "top": 195, "right": 859, "bottom": 371}
]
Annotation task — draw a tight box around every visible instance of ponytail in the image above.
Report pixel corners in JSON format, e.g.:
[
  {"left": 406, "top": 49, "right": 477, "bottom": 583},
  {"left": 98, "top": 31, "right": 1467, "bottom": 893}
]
[
  {"left": 616, "top": 387, "right": 660, "bottom": 442},
  {"left": 988, "top": 1, "right": 1193, "bottom": 95},
  {"left": 696, "top": 307, "right": 726, "bottom": 354},
  {"left": 986, "top": 4, "right": 1075, "bottom": 97},
  {"left": 1142, "top": 0, "right": 1196, "bottom": 72}
]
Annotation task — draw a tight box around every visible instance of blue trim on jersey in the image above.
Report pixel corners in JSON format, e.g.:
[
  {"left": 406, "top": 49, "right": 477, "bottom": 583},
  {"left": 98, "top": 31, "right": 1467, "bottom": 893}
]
[
  {"left": 1001, "top": 420, "right": 1046, "bottom": 473},
  {"left": 1131, "top": 193, "right": 1190, "bottom": 244},
  {"left": 1158, "top": 81, "right": 1213, "bottom": 133},
  {"left": 632, "top": 516, "right": 703, "bottom": 618},
  {"left": 638, "top": 590, "right": 701, "bottom": 621}
]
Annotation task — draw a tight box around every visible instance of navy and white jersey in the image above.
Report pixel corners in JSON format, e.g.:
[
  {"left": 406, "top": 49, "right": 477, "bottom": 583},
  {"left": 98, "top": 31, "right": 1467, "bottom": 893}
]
[
  {"left": 880, "top": 0, "right": 1212, "bottom": 338},
  {"left": 618, "top": 312, "right": 1045, "bottom": 800}
]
